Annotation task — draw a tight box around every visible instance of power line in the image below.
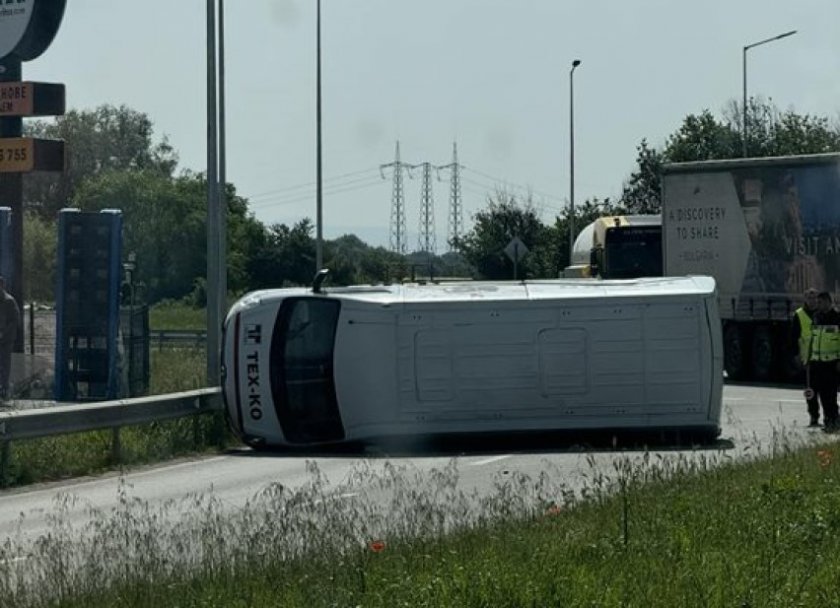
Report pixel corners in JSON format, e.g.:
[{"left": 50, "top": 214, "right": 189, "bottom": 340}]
[
  {"left": 460, "top": 176, "right": 566, "bottom": 213},
  {"left": 249, "top": 178, "right": 385, "bottom": 210},
  {"left": 245, "top": 167, "right": 380, "bottom": 202},
  {"left": 461, "top": 167, "right": 566, "bottom": 204},
  {"left": 248, "top": 174, "right": 384, "bottom": 207}
]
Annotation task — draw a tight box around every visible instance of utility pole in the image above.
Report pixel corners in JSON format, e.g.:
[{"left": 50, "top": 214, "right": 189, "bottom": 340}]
[
  {"left": 408, "top": 162, "right": 436, "bottom": 255},
  {"left": 436, "top": 142, "right": 463, "bottom": 251},
  {"left": 380, "top": 141, "right": 408, "bottom": 254}
]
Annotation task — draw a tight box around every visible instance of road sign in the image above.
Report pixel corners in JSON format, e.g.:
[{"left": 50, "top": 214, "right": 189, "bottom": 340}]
[
  {"left": 0, "top": 137, "right": 64, "bottom": 173},
  {"left": 0, "top": 81, "right": 65, "bottom": 116},
  {"left": 504, "top": 236, "right": 529, "bottom": 263},
  {"left": 0, "top": 0, "right": 67, "bottom": 62},
  {"left": 504, "top": 236, "right": 529, "bottom": 281}
]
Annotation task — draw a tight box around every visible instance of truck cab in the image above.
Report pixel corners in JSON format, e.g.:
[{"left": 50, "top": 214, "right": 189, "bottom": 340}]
[{"left": 564, "top": 215, "right": 663, "bottom": 279}]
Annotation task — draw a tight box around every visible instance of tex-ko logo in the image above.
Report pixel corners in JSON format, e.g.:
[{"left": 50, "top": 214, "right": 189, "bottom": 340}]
[{"left": 244, "top": 324, "right": 261, "bottom": 345}]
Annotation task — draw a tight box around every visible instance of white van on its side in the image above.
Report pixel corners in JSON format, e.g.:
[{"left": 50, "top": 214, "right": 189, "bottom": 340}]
[{"left": 222, "top": 276, "right": 723, "bottom": 448}]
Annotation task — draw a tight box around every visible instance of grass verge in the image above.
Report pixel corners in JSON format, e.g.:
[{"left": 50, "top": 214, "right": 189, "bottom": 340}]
[
  {"left": 2, "top": 348, "right": 226, "bottom": 488},
  {"left": 149, "top": 301, "right": 206, "bottom": 330},
  {"left": 3, "top": 434, "right": 840, "bottom": 606}
]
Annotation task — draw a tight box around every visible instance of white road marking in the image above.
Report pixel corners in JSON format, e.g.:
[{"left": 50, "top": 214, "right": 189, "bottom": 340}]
[
  {"left": 470, "top": 455, "right": 511, "bottom": 466},
  {"left": 0, "top": 456, "right": 230, "bottom": 501}
]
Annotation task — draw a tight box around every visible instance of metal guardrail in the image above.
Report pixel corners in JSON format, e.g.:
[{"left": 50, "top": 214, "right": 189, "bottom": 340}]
[
  {"left": 0, "top": 387, "right": 223, "bottom": 442},
  {"left": 152, "top": 330, "right": 208, "bottom": 348}
]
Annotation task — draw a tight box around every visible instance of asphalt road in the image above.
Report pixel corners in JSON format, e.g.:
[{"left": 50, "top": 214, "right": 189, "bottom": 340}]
[{"left": 0, "top": 382, "right": 824, "bottom": 546}]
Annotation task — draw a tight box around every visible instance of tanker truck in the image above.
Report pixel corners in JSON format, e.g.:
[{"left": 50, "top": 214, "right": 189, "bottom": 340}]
[
  {"left": 661, "top": 152, "right": 840, "bottom": 382},
  {"left": 563, "top": 214, "right": 662, "bottom": 279}
]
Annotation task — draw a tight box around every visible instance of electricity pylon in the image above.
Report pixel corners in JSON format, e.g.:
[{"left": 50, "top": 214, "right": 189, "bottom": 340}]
[
  {"left": 436, "top": 142, "right": 463, "bottom": 250},
  {"left": 380, "top": 141, "right": 408, "bottom": 254},
  {"left": 407, "top": 161, "right": 436, "bottom": 254}
]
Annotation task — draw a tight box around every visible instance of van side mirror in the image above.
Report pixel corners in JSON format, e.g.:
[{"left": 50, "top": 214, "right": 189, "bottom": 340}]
[{"left": 312, "top": 268, "right": 330, "bottom": 294}]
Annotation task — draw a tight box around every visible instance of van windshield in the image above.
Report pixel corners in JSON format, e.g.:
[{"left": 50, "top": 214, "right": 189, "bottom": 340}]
[{"left": 269, "top": 297, "right": 344, "bottom": 444}]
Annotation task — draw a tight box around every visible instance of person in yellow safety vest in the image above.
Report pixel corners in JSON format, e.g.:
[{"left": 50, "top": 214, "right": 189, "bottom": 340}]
[
  {"left": 793, "top": 288, "right": 819, "bottom": 426},
  {"left": 808, "top": 291, "right": 840, "bottom": 431}
]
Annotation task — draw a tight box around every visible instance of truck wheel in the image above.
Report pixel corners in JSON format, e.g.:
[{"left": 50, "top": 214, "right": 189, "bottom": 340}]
[
  {"left": 723, "top": 324, "right": 748, "bottom": 381},
  {"left": 750, "top": 325, "right": 775, "bottom": 382}
]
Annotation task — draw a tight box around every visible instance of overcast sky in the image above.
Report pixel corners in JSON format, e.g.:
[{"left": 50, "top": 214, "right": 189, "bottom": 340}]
[{"left": 25, "top": 0, "right": 840, "bottom": 249}]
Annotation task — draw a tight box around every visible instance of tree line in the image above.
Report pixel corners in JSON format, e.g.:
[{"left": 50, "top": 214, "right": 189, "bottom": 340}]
[{"left": 21, "top": 100, "right": 840, "bottom": 303}]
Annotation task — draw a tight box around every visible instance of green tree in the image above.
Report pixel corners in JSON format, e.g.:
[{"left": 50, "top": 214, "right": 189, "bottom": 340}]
[
  {"left": 620, "top": 100, "right": 840, "bottom": 214},
  {"left": 664, "top": 110, "right": 739, "bottom": 162},
  {"left": 246, "top": 220, "right": 316, "bottom": 289},
  {"left": 452, "top": 190, "right": 548, "bottom": 280},
  {"left": 23, "top": 212, "right": 57, "bottom": 301},
  {"left": 437, "top": 251, "right": 473, "bottom": 278},
  {"left": 729, "top": 98, "right": 840, "bottom": 157},
  {"left": 24, "top": 105, "right": 177, "bottom": 219},
  {"left": 619, "top": 139, "right": 664, "bottom": 214},
  {"left": 74, "top": 170, "right": 262, "bottom": 303}
]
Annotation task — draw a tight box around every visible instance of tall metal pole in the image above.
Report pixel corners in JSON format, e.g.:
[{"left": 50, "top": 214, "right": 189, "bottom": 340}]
[
  {"left": 742, "top": 46, "right": 747, "bottom": 158},
  {"left": 315, "top": 0, "right": 324, "bottom": 273},
  {"left": 568, "top": 59, "right": 581, "bottom": 263},
  {"left": 742, "top": 30, "right": 797, "bottom": 158},
  {"left": 218, "top": 0, "right": 227, "bottom": 319},
  {"left": 206, "top": 0, "right": 220, "bottom": 383}
]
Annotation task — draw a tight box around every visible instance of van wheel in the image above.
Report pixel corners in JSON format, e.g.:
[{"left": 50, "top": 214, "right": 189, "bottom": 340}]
[
  {"left": 723, "top": 324, "right": 748, "bottom": 380},
  {"left": 751, "top": 325, "right": 775, "bottom": 382}
]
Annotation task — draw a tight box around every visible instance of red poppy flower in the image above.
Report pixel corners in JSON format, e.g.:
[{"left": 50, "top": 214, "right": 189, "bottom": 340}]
[
  {"left": 368, "top": 540, "right": 386, "bottom": 553},
  {"left": 818, "top": 450, "right": 833, "bottom": 469}
]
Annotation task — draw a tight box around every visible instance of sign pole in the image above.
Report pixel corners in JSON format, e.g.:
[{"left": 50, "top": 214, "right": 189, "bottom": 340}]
[
  {"left": 0, "top": 58, "right": 23, "bottom": 352},
  {"left": 513, "top": 243, "right": 519, "bottom": 281}
]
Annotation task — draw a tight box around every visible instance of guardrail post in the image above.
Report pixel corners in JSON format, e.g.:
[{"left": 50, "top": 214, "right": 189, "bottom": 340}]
[
  {"left": 111, "top": 427, "right": 122, "bottom": 464},
  {"left": 192, "top": 415, "right": 201, "bottom": 449},
  {"left": 29, "top": 301, "right": 35, "bottom": 356},
  {"left": 212, "top": 411, "right": 227, "bottom": 449}
]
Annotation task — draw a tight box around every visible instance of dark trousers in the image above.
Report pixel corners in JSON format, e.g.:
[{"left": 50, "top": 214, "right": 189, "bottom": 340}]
[
  {"left": 806, "top": 393, "right": 821, "bottom": 420},
  {"left": 810, "top": 361, "right": 839, "bottom": 425}
]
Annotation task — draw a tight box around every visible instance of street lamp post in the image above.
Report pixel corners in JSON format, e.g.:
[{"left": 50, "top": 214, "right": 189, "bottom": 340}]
[
  {"left": 315, "top": 0, "right": 324, "bottom": 273},
  {"left": 742, "top": 30, "right": 796, "bottom": 158},
  {"left": 205, "top": 0, "right": 220, "bottom": 383},
  {"left": 569, "top": 59, "right": 581, "bottom": 263}
]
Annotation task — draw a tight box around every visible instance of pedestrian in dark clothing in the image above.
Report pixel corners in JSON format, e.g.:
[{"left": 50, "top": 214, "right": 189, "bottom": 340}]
[
  {"left": 792, "top": 288, "right": 820, "bottom": 426},
  {"left": 809, "top": 292, "right": 840, "bottom": 431},
  {"left": 0, "top": 276, "right": 19, "bottom": 400}
]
